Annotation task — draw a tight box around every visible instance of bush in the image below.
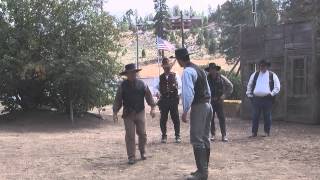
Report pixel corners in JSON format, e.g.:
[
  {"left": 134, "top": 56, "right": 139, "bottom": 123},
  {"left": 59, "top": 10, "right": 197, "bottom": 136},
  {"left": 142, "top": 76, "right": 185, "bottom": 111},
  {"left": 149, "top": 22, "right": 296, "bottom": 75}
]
[
  {"left": 0, "top": 0, "right": 121, "bottom": 114},
  {"left": 141, "top": 49, "right": 146, "bottom": 58},
  {"left": 220, "top": 70, "right": 242, "bottom": 100}
]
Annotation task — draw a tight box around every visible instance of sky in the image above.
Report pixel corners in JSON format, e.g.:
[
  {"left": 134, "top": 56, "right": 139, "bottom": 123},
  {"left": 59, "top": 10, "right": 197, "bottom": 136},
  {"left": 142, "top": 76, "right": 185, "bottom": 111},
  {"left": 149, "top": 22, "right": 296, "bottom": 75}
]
[{"left": 104, "top": 0, "right": 227, "bottom": 18}]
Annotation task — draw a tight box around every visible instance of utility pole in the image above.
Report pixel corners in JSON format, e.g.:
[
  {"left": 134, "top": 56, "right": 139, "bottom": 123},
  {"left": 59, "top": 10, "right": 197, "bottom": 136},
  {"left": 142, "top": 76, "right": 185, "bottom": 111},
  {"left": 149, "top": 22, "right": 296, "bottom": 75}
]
[
  {"left": 135, "top": 10, "right": 139, "bottom": 68},
  {"left": 252, "top": 0, "right": 257, "bottom": 27},
  {"left": 180, "top": 11, "right": 185, "bottom": 48}
]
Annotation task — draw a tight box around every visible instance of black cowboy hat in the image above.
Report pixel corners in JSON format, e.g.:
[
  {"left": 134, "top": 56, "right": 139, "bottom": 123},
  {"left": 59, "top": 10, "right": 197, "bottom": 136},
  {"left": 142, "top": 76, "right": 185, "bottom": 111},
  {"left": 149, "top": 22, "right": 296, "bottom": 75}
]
[
  {"left": 258, "top": 59, "right": 271, "bottom": 67},
  {"left": 205, "top": 63, "right": 221, "bottom": 72},
  {"left": 169, "top": 48, "right": 194, "bottom": 60},
  {"left": 119, "top": 63, "right": 142, "bottom": 75}
]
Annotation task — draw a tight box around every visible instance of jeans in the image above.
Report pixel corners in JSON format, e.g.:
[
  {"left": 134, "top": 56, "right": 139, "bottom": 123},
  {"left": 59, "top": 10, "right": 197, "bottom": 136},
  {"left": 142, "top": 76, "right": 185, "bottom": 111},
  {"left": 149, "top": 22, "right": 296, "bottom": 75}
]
[
  {"left": 210, "top": 99, "right": 227, "bottom": 137},
  {"left": 251, "top": 97, "right": 273, "bottom": 134}
]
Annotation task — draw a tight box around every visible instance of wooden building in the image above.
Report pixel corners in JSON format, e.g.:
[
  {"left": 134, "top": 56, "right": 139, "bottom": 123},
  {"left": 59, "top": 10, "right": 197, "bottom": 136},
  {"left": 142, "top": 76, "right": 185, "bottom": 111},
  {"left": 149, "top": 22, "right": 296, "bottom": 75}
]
[
  {"left": 169, "top": 16, "right": 202, "bottom": 30},
  {"left": 240, "top": 21, "right": 320, "bottom": 124}
]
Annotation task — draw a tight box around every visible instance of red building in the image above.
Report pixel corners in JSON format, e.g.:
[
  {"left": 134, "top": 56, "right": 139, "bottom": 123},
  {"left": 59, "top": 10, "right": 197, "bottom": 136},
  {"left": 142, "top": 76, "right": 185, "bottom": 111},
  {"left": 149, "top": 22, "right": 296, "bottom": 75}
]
[{"left": 169, "top": 16, "right": 202, "bottom": 30}]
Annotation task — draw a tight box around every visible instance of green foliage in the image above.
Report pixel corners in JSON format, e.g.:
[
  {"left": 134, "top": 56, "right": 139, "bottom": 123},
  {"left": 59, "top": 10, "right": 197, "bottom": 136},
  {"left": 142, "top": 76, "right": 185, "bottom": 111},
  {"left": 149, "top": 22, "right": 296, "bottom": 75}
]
[
  {"left": 153, "top": 0, "right": 170, "bottom": 39},
  {"left": 280, "top": 0, "right": 319, "bottom": 23},
  {"left": 208, "top": 40, "right": 217, "bottom": 55},
  {"left": 0, "top": 0, "right": 121, "bottom": 113},
  {"left": 216, "top": 0, "right": 253, "bottom": 62},
  {"left": 196, "top": 33, "right": 204, "bottom": 46},
  {"left": 171, "top": 5, "right": 181, "bottom": 16},
  {"left": 220, "top": 70, "right": 242, "bottom": 100},
  {"left": 256, "top": 0, "right": 279, "bottom": 26},
  {"left": 141, "top": 49, "right": 146, "bottom": 58}
]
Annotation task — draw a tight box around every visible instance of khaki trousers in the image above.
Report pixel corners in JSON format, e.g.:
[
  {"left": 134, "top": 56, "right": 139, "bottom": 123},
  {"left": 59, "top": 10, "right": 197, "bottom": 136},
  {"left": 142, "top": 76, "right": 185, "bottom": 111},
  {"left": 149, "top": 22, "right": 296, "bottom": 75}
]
[{"left": 123, "top": 110, "right": 147, "bottom": 160}]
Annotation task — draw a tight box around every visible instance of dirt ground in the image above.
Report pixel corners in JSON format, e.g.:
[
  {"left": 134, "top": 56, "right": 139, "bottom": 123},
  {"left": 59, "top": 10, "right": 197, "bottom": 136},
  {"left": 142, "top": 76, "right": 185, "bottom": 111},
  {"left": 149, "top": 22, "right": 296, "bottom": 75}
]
[{"left": 0, "top": 106, "right": 319, "bottom": 180}]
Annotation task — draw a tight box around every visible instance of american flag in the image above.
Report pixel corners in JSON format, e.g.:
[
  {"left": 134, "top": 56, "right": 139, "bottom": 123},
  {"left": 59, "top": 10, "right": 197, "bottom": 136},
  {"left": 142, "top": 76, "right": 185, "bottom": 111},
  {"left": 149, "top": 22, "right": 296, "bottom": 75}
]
[{"left": 156, "top": 36, "right": 176, "bottom": 51}]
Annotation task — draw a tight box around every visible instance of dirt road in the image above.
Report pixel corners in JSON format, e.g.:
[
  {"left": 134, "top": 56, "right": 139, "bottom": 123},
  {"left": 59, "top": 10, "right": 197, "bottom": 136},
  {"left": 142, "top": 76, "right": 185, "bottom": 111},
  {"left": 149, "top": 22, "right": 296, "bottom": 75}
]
[{"left": 0, "top": 107, "right": 319, "bottom": 180}]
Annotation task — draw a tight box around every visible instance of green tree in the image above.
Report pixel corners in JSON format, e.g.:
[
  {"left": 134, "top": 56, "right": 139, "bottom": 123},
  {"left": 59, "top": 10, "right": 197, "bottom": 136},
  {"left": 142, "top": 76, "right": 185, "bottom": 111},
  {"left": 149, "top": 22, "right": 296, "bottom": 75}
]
[
  {"left": 208, "top": 40, "right": 217, "bottom": 55},
  {"left": 141, "top": 49, "right": 146, "bottom": 58},
  {"left": 280, "top": 0, "right": 319, "bottom": 23},
  {"left": 256, "top": 0, "right": 279, "bottom": 26},
  {"left": 153, "top": 0, "right": 170, "bottom": 39},
  {"left": 172, "top": 5, "right": 181, "bottom": 16},
  {"left": 217, "top": 0, "right": 252, "bottom": 62},
  {"left": 0, "top": 0, "right": 121, "bottom": 114},
  {"left": 196, "top": 33, "right": 204, "bottom": 46},
  {"left": 125, "top": 9, "right": 135, "bottom": 31}
]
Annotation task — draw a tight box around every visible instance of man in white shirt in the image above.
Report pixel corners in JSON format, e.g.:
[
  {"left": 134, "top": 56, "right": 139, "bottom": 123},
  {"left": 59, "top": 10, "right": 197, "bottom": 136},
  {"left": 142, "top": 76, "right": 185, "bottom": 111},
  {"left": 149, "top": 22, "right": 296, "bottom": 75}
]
[
  {"left": 246, "top": 60, "right": 280, "bottom": 137},
  {"left": 153, "top": 57, "right": 182, "bottom": 143},
  {"left": 175, "top": 48, "right": 213, "bottom": 180}
]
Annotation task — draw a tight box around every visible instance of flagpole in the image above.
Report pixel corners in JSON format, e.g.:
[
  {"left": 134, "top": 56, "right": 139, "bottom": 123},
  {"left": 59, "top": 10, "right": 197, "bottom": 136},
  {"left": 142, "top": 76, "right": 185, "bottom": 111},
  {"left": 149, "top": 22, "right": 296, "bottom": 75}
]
[{"left": 156, "top": 36, "right": 161, "bottom": 77}]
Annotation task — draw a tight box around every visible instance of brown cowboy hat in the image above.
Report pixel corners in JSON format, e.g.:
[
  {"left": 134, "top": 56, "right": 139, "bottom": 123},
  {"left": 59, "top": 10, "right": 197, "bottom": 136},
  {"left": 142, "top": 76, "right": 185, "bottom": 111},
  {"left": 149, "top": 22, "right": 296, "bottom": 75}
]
[
  {"left": 119, "top": 63, "right": 142, "bottom": 75},
  {"left": 205, "top": 63, "right": 221, "bottom": 72}
]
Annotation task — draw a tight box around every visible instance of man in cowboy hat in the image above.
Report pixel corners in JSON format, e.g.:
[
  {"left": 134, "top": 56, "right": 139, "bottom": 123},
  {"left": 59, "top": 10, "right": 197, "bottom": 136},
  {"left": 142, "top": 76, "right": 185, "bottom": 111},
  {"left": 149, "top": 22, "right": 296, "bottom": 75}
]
[
  {"left": 205, "top": 63, "right": 233, "bottom": 142},
  {"left": 174, "top": 48, "right": 213, "bottom": 180},
  {"left": 153, "top": 57, "right": 182, "bottom": 143},
  {"left": 246, "top": 59, "right": 280, "bottom": 137},
  {"left": 113, "top": 63, "right": 156, "bottom": 165}
]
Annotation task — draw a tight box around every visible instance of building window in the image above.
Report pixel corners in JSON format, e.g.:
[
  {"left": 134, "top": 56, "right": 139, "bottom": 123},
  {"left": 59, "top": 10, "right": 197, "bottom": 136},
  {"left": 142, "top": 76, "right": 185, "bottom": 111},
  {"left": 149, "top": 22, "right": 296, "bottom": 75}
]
[
  {"left": 292, "top": 57, "right": 307, "bottom": 96},
  {"left": 249, "top": 63, "right": 257, "bottom": 74}
]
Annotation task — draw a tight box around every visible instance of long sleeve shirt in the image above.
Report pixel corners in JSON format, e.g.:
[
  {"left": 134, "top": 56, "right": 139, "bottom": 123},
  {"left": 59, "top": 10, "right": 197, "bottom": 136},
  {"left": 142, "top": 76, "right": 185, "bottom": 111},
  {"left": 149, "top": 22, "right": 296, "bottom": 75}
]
[
  {"left": 152, "top": 73, "right": 182, "bottom": 96},
  {"left": 208, "top": 74, "right": 234, "bottom": 99},
  {"left": 181, "top": 67, "right": 211, "bottom": 113},
  {"left": 246, "top": 70, "right": 281, "bottom": 97},
  {"left": 113, "top": 79, "right": 156, "bottom": 117}
]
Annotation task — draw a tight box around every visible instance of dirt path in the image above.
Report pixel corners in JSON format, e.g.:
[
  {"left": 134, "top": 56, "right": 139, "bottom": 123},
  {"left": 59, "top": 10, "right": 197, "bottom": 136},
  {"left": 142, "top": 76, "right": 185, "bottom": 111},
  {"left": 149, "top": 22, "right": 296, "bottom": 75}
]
[{"left": 0, "top": 107, "right": 319, "bottom": 180}]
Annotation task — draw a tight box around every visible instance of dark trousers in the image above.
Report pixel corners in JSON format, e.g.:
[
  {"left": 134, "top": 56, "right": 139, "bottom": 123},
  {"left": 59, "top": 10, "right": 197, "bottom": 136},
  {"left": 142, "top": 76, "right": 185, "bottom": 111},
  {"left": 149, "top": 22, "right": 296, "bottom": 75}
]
[
  {"left": 251, "top": 97, "right": 273, "bottom": 134},
  {"left": 159, "top": 98, "right": 180, "bottom": 137},
  {"left": 210, "top": 100, "right": 227, "bottom": 137}
]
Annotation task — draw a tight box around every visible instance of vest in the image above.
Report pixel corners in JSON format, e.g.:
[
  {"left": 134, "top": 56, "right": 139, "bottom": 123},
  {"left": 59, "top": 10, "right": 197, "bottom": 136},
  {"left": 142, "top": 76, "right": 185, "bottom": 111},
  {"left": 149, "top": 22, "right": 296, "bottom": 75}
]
[
  {"left": 159, "top": 72, "right": 178, "bottom": 98},
  {"left": 207, "top": 74, "right": 224, "bottom": 98},
  {"left": 251, "top": 71, "right": 274, "bottom": 93},
  {"left": 121, "top": 79, "right": 145, "bottom": 113},
  {"left": 186, "top": 63, "right": 211, "bottom": 104}
]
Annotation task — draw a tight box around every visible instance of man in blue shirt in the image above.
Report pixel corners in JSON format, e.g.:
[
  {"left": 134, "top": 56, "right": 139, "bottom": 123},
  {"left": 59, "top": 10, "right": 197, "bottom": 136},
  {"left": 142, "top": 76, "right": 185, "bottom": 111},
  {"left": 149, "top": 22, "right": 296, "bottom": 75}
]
[{"left": 175, "top": 48, "right": 213, "bottom": 180}]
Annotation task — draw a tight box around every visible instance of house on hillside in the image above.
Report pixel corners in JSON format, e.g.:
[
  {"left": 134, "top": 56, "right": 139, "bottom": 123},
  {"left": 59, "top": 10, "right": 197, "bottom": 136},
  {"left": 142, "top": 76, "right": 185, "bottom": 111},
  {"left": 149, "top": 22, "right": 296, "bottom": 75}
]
[
  {"left": 240, "top": 21, "right": 320, "bottom": 124},
  {"left": 169, "top": 16, "right": 202, "bottom": 30}
]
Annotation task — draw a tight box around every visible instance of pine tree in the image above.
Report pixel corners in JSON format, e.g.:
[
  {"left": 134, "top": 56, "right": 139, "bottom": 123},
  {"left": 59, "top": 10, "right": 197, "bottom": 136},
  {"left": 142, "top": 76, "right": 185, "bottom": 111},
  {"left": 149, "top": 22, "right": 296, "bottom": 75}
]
[{"left": 153, "top": 0, "right": 170, "bottom": 39}]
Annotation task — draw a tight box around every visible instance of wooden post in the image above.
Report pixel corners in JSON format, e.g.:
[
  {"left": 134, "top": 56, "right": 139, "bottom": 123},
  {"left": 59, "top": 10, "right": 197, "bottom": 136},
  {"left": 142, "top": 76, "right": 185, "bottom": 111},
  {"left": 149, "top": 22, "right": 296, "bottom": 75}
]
[
  {"left": 70, "top": 99, "right": 74, "bottom": 124},
  {"left": 228, "top": 59, "right": 240, "bottom": 77}
]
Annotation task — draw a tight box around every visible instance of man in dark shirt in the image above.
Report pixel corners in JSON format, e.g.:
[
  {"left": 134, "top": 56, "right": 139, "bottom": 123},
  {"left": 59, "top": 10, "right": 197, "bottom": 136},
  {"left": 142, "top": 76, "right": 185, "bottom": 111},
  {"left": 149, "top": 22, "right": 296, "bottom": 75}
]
[
  {"left": 205, "top": 63, "right": 233, "bottom": 142},
  {"left": 113, "top": 63, "right": 156, "bottom": 165},
  {"left": 154, "top": 58, "right": 182, "bottom": 143}
]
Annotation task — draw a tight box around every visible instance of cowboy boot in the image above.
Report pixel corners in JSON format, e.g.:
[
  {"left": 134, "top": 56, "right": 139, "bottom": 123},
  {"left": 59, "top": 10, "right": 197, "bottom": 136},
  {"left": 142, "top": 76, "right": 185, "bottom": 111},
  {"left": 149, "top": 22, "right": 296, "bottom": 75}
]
[
  {"left": 191, "top": 147, "right": 210, "bottom": 176},
  {"left": 187, "top": 147, "right": 208, "bottom": 180}
]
